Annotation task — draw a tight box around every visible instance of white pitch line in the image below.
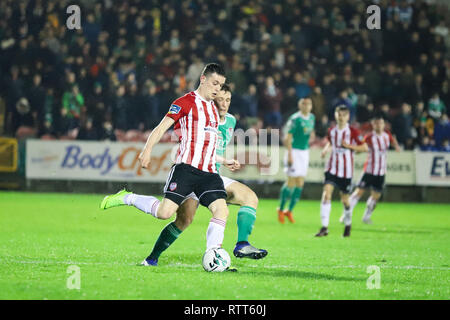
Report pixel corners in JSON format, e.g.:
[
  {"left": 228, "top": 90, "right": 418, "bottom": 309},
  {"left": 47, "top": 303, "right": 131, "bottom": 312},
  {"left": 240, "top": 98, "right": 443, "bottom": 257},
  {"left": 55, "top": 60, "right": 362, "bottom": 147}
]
[{"left": 1, "top": 259, "right": 449, "bottom": 271}]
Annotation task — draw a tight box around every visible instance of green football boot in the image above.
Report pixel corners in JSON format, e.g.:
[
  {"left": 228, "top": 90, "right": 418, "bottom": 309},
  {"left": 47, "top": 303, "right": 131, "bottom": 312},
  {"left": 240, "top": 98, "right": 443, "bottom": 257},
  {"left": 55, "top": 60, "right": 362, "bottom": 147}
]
[{"left": 100, "top": 189, "right": 132, "bottom": 210}]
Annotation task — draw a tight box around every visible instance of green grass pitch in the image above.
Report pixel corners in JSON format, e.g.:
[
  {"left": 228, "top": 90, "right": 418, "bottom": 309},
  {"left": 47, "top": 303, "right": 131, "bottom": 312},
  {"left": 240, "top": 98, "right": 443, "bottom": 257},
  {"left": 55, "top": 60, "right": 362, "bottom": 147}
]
[{"left": 0, "top": 191, "right": 449, "bottom": 300}]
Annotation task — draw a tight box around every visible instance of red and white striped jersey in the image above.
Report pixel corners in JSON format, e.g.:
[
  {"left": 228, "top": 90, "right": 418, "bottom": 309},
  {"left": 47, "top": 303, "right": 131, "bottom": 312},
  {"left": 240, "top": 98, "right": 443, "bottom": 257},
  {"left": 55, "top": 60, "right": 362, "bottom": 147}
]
[
  {"left": 363, "top": 130, "right": 394, "bottom": 176},
  {"left": 325, "top": 125, "right": 363, "bottom": 179},
  {"left": 166, "top": 91, "right": 220, "bottom": 173}
]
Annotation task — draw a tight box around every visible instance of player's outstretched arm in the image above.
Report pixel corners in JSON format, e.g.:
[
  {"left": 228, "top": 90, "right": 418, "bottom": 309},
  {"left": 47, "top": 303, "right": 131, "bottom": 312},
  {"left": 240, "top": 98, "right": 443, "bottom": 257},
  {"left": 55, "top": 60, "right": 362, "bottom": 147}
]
[
  {"left": 321, "top": 142, "right": 331, "bottom": 158},
  {"left": 342, "top": 141, "right": 368, "bottom": 153},
  {"left": 139, "top": 116, "right": 175, "bottom": 168},
  {"left": 392, "top": 135, "right": 401, "bottom": 152},
  {"left": 309, "top": 130, "right": 316, "bottom": 144},
  {"left": 216, "top": 155, "right": 240, "bottom": 171},
  {"left": 284, "top": 133, "right": 294, "bottom": 165}
]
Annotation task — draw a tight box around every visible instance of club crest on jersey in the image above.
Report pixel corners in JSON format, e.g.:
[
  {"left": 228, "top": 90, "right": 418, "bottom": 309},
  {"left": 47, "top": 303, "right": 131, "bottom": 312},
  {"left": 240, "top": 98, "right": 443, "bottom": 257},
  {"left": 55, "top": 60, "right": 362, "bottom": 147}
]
[
  {"left": 209, "top": 120, "right": 217, "bottom": 127},
  {"left": 168, "top": 104, "right": 181, "bottom": 115},
  {"left": 169, "top": 182, "right": 177, "bottom": 191}
]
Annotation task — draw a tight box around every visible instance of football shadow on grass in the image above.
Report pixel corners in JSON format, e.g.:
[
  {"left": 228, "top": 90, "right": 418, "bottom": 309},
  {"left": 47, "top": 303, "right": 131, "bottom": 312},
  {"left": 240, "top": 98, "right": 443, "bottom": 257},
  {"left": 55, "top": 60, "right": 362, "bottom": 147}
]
[{"left": 241, "top": 269, "right": 365, "bottom": 282}]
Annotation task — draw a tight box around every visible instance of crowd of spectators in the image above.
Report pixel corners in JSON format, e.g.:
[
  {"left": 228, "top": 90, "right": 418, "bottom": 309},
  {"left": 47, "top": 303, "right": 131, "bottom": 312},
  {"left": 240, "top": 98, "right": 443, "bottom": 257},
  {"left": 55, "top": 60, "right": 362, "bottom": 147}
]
[{"left": 0, "top": 0, "right": 449, "bottom": 151}]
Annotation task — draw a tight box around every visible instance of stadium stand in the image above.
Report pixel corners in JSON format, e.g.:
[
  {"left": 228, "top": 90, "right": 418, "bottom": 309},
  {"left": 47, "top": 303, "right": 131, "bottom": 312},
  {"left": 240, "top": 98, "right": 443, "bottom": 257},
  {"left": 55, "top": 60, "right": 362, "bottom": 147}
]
[{"left": 0, "top": 0, "right": 449, "bottom": 150}]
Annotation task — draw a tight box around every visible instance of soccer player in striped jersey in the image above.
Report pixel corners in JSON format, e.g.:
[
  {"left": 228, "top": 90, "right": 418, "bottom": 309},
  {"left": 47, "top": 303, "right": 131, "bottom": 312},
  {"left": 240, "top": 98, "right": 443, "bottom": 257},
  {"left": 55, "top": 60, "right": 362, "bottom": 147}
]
[
  {"left": 277, "top": 97, "right": 315, "bottom": 224},
  {"left": 100, "top": 63, "right": 233, "bottom": 264},
  {"left": 340, "top": 115, "right": 400, "bottom": 224},
  {"left": 315, "top": 105, "right": 368, "bottom": 237},
  {"left": 144, "top": 84, "right": 267, "bottom": 267}
]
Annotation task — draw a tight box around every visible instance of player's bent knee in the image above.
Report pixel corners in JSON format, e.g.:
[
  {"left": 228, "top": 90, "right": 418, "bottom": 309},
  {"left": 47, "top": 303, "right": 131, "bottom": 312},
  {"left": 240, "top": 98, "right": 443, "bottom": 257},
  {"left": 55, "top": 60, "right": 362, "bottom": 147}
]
[
  {"left": 372, "top": 193, "right": 382, "bottom": 201},
  {"left": 174, "top": 214, "right": 193, "bottom": 231},
  {"left": 157, "top": 209, "right": 173, "bottom": 220},
  {"left": 243, "top": 190, "right": 258, "bottom": 209},
  {"left": 208, "top": 199, "right": 229, "bottom": 220},
  {"left": 156, "top": 203, "right": 177, "bottom": 220},
  {"left": 296, "top": 177, "right": 305, "bottom": 188},
  {"left": 322, "top": 192, "right": 332, "bottom": 202}
]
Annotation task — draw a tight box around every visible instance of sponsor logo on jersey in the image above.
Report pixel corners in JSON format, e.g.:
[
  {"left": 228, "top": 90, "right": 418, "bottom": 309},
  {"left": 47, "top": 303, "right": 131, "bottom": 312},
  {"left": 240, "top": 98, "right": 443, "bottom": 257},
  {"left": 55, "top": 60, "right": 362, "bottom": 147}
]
[
  {"left": 204, "top": 127, "right": 218, "bottom": 134},
  {"left": 168, "top": 104, "right": 181, "bottom": 114}
]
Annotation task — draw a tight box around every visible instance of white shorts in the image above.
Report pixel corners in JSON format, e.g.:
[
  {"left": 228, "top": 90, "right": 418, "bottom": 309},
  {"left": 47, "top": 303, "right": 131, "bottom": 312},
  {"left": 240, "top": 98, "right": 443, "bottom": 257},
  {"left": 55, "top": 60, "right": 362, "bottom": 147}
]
[
  {"left": 284, "top": 149, "right": 309, "bottom": 177},
  {"left": 184, "top": 176, "right": 237, "bottom": 202}
]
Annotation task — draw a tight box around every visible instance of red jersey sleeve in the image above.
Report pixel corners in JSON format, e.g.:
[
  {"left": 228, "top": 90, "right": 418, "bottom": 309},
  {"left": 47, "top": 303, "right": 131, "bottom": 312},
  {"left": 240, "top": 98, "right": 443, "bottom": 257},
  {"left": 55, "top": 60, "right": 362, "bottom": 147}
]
[
  {"left": 326, "top": 127, "right": 332, "bottom": 142},
  {"left": 166, "top": 94, "right": 193, "bottom": 123},
  {"left": 350, "top": 127, "right": 363, "bottom": 145},
  {"left": 363, "top": 133, "right": 373, "bottom": 147},
  {"left": 385, "top": 130, "right": 395, "bottom": 144}
]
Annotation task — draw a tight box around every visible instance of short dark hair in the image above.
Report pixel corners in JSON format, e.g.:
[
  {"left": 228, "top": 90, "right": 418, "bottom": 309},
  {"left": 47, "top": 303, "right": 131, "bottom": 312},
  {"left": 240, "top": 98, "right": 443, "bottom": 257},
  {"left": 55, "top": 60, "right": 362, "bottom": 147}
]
[
  {"left": 372, "top": 113, "right": 385, "bottom": 121},
  {"left": 220, "top": 83, "right": 232, "bottom": 93},
  {"left": 202, "top": 63, "right": 226, "bottom": 78},
  {"left": 335, "top": 105, "right": 349, "bottom": 112},
  {"left": 299, "top": 96, "right": 312, "bottom": 102}
]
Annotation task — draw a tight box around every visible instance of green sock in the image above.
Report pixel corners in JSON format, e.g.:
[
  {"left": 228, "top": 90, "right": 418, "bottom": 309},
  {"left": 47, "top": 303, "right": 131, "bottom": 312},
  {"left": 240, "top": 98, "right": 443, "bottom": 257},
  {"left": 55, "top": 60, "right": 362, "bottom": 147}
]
[
  {"left": 148, "top": 222, "right": 182, "bottom": 260},
  {"left": 288, "top": 187, "right": 303, "bottom": 212},
  {"left": 279, "top": 184, "right": 293, "bottom": 211},
  {"left": 237, "top": 206, "right": 257, "bottom": 243}
]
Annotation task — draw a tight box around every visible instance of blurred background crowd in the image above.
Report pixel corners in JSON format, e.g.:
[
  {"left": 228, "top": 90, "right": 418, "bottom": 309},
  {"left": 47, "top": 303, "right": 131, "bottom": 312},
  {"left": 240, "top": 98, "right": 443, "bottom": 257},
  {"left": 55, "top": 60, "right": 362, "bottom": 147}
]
[{"left": 0, "top": 0, "right": 449, "bottom": 151}]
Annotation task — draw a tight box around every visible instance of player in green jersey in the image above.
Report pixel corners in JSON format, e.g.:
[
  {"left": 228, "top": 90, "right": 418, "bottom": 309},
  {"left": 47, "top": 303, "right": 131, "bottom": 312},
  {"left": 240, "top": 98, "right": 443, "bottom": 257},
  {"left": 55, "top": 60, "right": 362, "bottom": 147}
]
[
  {"left": 277, "top": 97, "right": 315, "bottom": 223},
  {"left": 142, "top": 84, "right": 267, "bottom": 266}
]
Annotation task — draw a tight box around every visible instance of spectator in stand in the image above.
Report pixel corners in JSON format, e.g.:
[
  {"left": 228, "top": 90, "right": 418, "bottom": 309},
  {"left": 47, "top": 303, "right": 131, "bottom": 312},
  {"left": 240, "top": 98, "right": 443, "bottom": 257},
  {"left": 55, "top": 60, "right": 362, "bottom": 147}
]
[
  {"left": 111, "top": 84, "right": 128, "bottom": 131},
  {"left": 393, "top": 103, "right": 414, "bottom": 150},
  {"left": 434, "top": 114, "right": 450, "bottom": 149},
  {"left": 86, "top": 82, "right": 107, "bottom": 131},
  {"left": 61, "top": 84, "right": 84, "bottom": 132},
  {"left": 440, "top": 139, "right": 450, "bottom": 152},
  {"left": 11, "top": 97, "right": 34, "bottom": 135},
  {"left": 186, "top": 55, "right": 204, "bottom": 85},
  {"left": 293, "top": 72, "right": 311, "bottom": 99},
  {"left": 428, "top": 93, "right": 447, "bottom": 120},
  {"left": 315, "top": 114, "right": 330, "bottom": 139},
  {"left": 99, "top": 120, "right": 117, "bottom": 141},
  {"left": 331, "top": 89, "right": 354, "bottom": 121},
  {"left": 0, "top": 0, "right": 447, "bottom": 151},
  {"left": 310, "top": 86, "right": 326, "bottom": 122},
  {"left": 241, "top": 84, "right": 259, "bottom": 118},
  {"left": 261, "top": 76, "right": 283, "bottom": 128},
  {"left": 39, "top": 88, "right": 56, "bottom": 137},
  {"left": 141, "top": 81, "right": 160, "bottom": 130},
  {"left": 125, "top": 82, "right": 142, "bottom": 130},
  {"left": 27, "top": 74, "right": 46, "bottom": 132},
  {"left": 398, "top": 0, "right": 413, "bottom": 25},
  {"left": 379, "top": 103, "right": 394, "bottom": 124},
  {"left": 357, "top": 102, "right": 375, "bottom": 124},
  {"left": 77, "top": 118, "right": 99, "bottom": 141},
  {"left": 280, "top": 87, "right": 298, "bottom": 118},
  {"left": 419, "top": 136, "right": 437, "bottom": 152}
]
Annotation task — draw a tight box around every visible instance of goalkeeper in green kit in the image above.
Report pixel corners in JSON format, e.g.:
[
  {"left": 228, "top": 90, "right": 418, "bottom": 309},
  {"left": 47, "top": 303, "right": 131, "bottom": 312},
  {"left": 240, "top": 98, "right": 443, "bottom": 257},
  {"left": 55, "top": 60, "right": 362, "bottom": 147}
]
[
  {"left": 277, "top": 97, "right": 315, "bottom": 223},
  {"left": 141, "top": 84, "right": 267, "bottom": 266}
]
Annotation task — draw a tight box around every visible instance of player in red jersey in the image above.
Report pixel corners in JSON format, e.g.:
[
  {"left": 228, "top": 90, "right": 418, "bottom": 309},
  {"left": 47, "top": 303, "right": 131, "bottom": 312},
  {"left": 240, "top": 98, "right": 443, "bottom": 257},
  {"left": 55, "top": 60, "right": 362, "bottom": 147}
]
[
  {"left": 315, "top": 105, "right": 368, "bottom": 237},
  {"left": 101, "top": 63, "right": 233, "bottom": 263},
  {"left": 340, "top": 114, "right": 400, "bottom": 224}
]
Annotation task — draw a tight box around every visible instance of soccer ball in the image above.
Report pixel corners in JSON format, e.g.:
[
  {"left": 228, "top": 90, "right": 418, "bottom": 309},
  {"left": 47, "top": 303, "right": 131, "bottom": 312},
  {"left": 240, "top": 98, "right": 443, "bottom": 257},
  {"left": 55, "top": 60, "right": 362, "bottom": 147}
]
[{"left": 202, "top": 247, "right": 231, "bottom": 272}]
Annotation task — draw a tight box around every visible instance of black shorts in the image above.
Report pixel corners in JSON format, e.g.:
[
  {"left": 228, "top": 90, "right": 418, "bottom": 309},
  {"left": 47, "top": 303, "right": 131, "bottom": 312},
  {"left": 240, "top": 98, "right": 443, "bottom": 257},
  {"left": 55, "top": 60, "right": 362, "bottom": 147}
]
[
  {"left": 163, "top": 163, "right": 227, "bottom": 207},
  {"left": 357, "top": 173, "right": 385, "bottom": 193},
  {"left": 324, "top": 172, "right": 352, "bottom": 194}
]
